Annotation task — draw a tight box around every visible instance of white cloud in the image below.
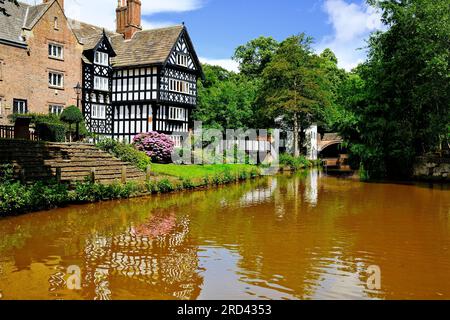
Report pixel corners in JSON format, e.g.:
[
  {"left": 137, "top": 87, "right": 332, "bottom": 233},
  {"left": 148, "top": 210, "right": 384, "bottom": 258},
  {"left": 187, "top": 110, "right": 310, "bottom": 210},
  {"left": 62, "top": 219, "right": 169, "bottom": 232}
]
[
  {"left": 21, "top": 0, "right": 203, "bottom": 31},
  {"left": 199, "top": 57, "right": 240, "bottom": 73},
  {"left": 317, "top": 0, "right": 384, "bottom": 71}
]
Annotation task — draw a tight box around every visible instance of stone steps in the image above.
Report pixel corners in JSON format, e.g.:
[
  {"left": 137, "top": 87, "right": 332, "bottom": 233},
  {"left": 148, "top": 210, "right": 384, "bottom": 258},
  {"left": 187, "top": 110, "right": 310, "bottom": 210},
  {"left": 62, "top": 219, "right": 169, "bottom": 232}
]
[{"left": 0, "top": 140, "right": 147, "bottom": 185}]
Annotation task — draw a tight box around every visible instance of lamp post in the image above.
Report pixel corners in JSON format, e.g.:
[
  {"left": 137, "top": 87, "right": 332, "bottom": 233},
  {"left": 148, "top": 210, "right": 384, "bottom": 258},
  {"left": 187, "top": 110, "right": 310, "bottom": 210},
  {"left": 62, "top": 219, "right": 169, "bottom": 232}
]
[
  {"left": 74, "top": 82, "right": 82, "bottom": 108},
  {"left": 73, "top": 82, "right": 82, "bottom": 141}
]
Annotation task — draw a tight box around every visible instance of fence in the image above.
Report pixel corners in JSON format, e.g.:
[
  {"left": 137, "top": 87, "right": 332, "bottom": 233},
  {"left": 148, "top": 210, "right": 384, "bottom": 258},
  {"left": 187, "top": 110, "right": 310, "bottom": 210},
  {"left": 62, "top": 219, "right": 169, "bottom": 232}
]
[
  {"left": 0, "top": 125, "right": 40, "bottom": 141},
  {"left": 0, "top": 125, "right": 14, "bottom": 139}
]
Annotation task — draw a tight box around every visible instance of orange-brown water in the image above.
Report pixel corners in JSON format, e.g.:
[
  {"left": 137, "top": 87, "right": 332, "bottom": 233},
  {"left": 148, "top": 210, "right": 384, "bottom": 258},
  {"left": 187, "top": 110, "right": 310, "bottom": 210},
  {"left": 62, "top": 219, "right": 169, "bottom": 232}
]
[{"left": 0, "top": 171, "right": 449, "bottom": 300}]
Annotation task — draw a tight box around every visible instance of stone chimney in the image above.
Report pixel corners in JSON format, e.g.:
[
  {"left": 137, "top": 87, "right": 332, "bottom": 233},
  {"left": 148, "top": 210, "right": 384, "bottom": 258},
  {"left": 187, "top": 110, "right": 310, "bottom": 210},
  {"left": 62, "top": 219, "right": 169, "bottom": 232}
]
[
  {"left": 44, "top": 0, "right": 64, "bottom": 11},
  {"left": 116, "top": 0, "right": 142, "bottom": 39}
]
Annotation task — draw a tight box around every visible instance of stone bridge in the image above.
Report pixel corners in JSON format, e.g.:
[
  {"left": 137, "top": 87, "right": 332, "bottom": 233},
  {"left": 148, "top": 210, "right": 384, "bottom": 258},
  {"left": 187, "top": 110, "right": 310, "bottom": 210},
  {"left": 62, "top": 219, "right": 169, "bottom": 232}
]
[{"left": 318, "top": 133, "right": 343, "bottom": 152}]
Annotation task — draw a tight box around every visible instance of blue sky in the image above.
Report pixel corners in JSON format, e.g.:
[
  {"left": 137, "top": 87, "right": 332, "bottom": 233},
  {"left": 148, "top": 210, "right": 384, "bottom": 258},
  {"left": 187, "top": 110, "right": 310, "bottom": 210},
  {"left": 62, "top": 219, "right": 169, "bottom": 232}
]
[
  {"left": 145, "top": 0, "right": 331, "bottom": 59},
  {"left": 24, "top": 0, "right": 384, "bottom": 71}
]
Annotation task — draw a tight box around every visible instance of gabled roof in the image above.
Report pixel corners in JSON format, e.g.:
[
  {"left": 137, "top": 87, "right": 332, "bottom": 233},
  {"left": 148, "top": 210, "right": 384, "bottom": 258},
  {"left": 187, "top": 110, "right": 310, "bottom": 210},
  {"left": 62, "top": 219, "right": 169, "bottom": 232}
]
[
  {"left": 23, "top": 2, "right": 51, "bottom": 30},
  {"left": 68, "top": 19, "right": 116, "bottom": 44},
  {"left": 0, "top": 0, "right": 66, "bottom": 47},
  {"left": 109, "top": 25, "right": 185, "bottom": 68},
  {"left": 1, "top": 2, "right": 202, "bottom": 74}
]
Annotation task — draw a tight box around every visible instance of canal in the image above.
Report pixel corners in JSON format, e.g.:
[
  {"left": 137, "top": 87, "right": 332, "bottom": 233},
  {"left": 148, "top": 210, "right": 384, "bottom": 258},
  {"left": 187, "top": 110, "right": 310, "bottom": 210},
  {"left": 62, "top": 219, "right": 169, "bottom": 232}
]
[{"left": 0, "top": 171, "right": 449, "bottom": 300}]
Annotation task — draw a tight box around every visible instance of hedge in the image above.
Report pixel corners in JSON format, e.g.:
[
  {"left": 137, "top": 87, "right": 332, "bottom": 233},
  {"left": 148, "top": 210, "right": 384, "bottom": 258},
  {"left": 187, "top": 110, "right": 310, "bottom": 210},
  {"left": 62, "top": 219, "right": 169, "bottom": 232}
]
[{"left": 35, "top": 122, "right": 66, "bottom": 142}]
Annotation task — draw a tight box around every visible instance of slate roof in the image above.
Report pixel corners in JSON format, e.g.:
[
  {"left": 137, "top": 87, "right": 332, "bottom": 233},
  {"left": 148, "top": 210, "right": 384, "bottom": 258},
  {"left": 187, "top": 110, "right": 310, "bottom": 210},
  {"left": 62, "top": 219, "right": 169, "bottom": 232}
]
[
  {"left": 110, "top": 25, "right": 184, "bottom": 67},
  {"left": 24, "top": 2, "right": 51, "bottom": 30},
  {"left": 1, "top": 1, "right": 195, "bottom": 69},
  {"left": 0, "top": 1, "right": 30, "bottom": 46}
]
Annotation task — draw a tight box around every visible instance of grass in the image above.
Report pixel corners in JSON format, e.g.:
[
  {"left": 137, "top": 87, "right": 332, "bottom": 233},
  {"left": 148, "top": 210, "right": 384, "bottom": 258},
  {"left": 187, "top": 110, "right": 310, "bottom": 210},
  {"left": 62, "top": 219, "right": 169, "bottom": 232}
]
[{"left": 151, "top": 164, "right": 257, "bottom": 180}]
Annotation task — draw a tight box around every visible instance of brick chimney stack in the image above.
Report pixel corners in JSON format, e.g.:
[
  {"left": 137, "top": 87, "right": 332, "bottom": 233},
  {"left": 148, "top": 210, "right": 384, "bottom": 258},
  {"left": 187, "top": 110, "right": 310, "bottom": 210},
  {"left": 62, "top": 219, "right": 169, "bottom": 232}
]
[
  {"left": 44, "top": 0, "right": 64, "bottom": 11},
  {"left": 116, "top": 0, "right": 142, "bottom": 40}
]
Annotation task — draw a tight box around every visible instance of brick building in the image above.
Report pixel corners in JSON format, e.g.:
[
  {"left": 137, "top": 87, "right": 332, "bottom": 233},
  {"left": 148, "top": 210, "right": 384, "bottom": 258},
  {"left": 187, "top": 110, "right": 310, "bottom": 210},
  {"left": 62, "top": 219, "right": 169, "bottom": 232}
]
[{"left": 0, "top": 0, "right": 202, "bottom": 144}]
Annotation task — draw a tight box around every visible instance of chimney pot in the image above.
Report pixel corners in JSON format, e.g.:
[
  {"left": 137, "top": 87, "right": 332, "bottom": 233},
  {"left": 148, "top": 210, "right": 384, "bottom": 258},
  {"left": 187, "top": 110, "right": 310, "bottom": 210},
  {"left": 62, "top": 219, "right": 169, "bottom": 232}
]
[{"left": 116, "top": 0, "right": 142, "bottom": 39}]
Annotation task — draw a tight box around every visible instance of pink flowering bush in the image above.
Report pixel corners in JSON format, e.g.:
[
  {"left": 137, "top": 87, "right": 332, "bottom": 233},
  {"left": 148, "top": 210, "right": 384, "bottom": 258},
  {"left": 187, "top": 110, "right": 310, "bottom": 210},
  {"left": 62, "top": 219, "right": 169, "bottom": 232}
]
[{"left": 133, "top": 132, "right": 175, "bottom": 163}]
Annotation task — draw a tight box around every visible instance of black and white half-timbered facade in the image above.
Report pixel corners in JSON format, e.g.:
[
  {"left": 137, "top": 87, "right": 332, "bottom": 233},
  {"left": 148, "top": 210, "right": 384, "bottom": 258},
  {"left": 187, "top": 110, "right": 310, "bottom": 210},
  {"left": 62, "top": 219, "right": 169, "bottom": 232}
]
[{"left": 77, "top": 24, "right": 203, "bottom": 145}]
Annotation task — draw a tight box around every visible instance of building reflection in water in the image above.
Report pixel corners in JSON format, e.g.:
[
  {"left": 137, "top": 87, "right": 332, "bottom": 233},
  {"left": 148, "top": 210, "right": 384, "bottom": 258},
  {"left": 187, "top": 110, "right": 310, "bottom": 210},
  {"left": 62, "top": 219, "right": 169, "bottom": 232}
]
[
  {"left": 305, "top": 170, "right": 319, "bottom": 207},
  {"left": 2, "top": 171, "right": 450, "bottom": 300},
  {"left": 240, "top": 178, "right": 278, "bottom": 206},
  {"left": 47, "top": 212, "right": 203, "bottom": 300}
]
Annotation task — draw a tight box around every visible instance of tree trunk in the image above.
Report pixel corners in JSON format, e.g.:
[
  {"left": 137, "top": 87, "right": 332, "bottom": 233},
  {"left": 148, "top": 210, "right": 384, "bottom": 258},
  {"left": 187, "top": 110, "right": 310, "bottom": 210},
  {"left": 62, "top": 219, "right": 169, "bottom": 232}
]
[
  {"left": 293, "top": 112, "right": 300, "bottom": 157},
  {"left": 69, "top": 124, "right": 72, "bottom": 143},
  {"left": 76, "top": 122, "right": 80, "bottom": 142}
]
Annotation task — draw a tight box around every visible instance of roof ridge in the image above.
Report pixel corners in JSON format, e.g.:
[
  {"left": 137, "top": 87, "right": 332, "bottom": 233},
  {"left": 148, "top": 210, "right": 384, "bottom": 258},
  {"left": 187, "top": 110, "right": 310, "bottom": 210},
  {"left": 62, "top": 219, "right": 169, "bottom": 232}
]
[{"left": 110, "top": 24, "right": 184, "bottom": 39}]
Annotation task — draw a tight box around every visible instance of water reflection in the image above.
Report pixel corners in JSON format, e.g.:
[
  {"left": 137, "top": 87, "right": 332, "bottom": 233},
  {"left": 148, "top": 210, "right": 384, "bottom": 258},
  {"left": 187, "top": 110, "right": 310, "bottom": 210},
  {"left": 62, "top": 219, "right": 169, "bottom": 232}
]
[{"left": 0, "top": 171, "right": 449, "bottom": 300}]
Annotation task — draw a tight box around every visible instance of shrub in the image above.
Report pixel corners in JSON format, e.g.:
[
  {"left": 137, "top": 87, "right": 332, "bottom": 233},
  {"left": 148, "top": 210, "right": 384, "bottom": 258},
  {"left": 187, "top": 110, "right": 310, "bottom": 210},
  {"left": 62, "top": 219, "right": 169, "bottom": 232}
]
[
  {"left": 11, "top": 112, "right": 88, "bottom": 142},
  {"left": 0, "top": 164, "right": 15, "bottom": 183},
  {"left": 60, "top": 105, "right": 84, "bottom": 141},
  {"left": 157, "top": 179, "right": 175, "bottom": 193},
  {"left": 211, "top": 174, "right": 222, "bottom": 185},
  {"left": 73, "top": 180, "right": 139, "bottom": 203},
  {"left": 0, "top": 180, "right": 69, "bottom": 216},
  {"left": 181, "top": 178, "right": 195, "bottom": 189},
  {"left": 97, "top": 139, "right": 151, "bottom": 171},
  {"left": 35, "top": 122, "right": 66, "bottom": 142},
  {"left": 223, "top": 169, "right": 234, "bottom": 183},
  {"left": 250, "top": 167, "right": 260, "bottom": 178},
  {"left": 146, "top": 181, "right": 159, "bottom": 194},
  {"left": 238, "top": 171, "right": 248, "bottom": 181},
  {"left": 133, "top": 132, "right": 175, "bottom": 163},
  {"left": 279, "top": 154, "right": 311, "bottom": 170}
]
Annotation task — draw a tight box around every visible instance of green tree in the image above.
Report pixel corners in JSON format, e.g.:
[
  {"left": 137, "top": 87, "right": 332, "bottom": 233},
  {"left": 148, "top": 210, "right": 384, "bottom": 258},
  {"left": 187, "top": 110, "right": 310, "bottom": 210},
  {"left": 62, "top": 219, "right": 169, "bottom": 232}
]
[
  {"left": 233, "top": 36, "right": 279, "bottom": 78},
  {"left": 60, "top": 105, "right": 84, "bottom": 142},
  {"left": 194, "top": 64, "right": 257, "bottom": 130},
  {"left": 0, "top": 0, "right": 18, "bottom": 16},
  {"left": 319, "top": 49, "right": 347, "bottom": 130},
  {"left": 261, "top": 34, "right": 329, "bottom": 156},
  {"left": 341, "top": 0, "right": 450, "bottom": 179}
]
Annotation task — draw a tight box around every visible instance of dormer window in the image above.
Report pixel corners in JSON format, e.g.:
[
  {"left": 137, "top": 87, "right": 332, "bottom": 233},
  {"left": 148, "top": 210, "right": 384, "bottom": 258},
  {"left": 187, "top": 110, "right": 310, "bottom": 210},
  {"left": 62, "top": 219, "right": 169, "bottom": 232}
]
[
  {"left": 95, "top": 52, "right": 109, "bottom": 66},
  {"left": 176, "top": 53, "right": 188, "bottom": 67}
]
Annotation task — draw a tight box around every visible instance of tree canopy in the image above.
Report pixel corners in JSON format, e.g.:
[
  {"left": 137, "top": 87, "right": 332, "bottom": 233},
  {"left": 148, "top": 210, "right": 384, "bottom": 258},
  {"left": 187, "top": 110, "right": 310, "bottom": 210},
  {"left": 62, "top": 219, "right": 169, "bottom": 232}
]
[
  {"left": 60, "top": 106, "right": 84, "bottom": 142},
  {"left": 340, "top": 0, "right": 450, "bottom": 179},
  {"left": 194, "top": 64, "right": 257, "bottom": 130},
  {"left": 232, "top": 36, "right": 279, "bottom": 78},
  {"left": 260, "top": 34, "right": 330, "bottom": 156}
]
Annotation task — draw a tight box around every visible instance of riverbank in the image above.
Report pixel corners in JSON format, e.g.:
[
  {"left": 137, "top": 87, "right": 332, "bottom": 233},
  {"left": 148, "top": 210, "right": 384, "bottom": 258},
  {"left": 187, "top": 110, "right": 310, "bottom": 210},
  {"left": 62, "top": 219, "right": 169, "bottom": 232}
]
[{"left": 0, "top": 164, "right": 261, "bottom": 217}]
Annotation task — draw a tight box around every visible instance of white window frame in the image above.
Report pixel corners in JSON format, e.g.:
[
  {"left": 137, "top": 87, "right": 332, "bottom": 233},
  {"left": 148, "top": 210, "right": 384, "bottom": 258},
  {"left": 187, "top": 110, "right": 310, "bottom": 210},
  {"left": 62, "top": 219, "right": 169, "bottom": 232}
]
[
  {"left": 49, "top": 104, "right": 64, "bottom": 115},
  {"left": 48, "top": 43, "right": 63, "bottom": 60},
  {"left": 94, "top": 51, "right": 109, "bottom": 66},
  {"left": 168, "top": 107, "right": 186, "bottom": 121},
  {"left": 49, "top": 71, "right": 64, "bottom": 89},
  {"left": 91, "top": 104, "right": 106, "bottom": 119},
  {"left": 176, "top": 53, "right": 189, "bottom": 67},
  {"left": 13, "top": 99, "right": 27, "bottom": 114},
  {"left": 94, "top": 76, "right": 109, "bottom": 91},
  {"left": 169, "top": 79, "right": 189, "bottom": 94}
]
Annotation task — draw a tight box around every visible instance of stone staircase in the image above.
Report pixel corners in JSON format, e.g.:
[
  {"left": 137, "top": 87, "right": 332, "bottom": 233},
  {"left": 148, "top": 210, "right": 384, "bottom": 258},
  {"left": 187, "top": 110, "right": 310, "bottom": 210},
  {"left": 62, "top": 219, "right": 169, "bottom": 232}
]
[{"left": 0, "top": 140, "right": 146, "bottom": 185}]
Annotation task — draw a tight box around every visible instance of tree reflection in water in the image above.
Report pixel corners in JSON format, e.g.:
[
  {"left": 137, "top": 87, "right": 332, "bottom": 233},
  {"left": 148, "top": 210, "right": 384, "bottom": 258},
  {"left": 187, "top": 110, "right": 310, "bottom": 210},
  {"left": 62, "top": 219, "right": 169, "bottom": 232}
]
[{"left": 1, "top": 172, "right": 450, "bottom": 300}]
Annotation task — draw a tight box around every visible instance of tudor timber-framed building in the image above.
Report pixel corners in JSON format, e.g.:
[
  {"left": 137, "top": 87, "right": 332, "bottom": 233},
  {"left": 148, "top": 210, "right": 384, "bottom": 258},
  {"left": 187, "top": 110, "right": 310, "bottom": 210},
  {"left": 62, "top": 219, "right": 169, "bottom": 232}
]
[{"left": 0, "top": 0, "right": 203, "bottom": 144}]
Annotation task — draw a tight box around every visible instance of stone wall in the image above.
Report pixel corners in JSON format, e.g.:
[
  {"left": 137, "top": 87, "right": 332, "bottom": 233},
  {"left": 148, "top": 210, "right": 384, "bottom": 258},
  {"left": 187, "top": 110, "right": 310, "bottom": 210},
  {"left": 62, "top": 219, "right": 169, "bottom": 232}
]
[{"left": 413, "top": 156, "right": 450, "bottom": 182}]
